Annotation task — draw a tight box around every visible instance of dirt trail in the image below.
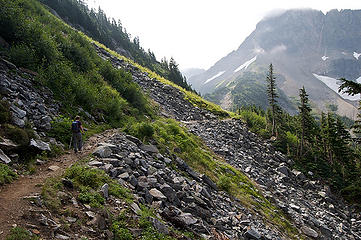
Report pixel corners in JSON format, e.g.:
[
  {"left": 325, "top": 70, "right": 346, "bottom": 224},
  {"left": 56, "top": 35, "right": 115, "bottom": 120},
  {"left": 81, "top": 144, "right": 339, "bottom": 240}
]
[{"left": 0, "top": 129, "right": 118, "bottom": 238}]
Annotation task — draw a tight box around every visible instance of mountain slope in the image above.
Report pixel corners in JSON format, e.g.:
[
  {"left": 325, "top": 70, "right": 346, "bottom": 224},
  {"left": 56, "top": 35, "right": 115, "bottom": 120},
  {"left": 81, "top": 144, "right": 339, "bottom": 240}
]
[
  {"left": 189, "top": 9, "right": 361, "bottom": 118},
  {"left": 40, "top": 0, "right": 192, "bottom": 91}
]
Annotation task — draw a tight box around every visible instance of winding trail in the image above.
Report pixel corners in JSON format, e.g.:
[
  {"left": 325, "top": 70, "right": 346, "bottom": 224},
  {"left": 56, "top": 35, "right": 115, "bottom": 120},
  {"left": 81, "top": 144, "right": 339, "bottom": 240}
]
[{"left": 0, "top": 129, "right": 118, "bottom": 238}]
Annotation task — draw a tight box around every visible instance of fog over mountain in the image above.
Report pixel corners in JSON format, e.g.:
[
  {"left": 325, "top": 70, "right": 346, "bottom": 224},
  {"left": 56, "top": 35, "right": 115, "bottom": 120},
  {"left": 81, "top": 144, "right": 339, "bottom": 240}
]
[{"left": 188, "top": 9, "right": 361, "bottom": 118}]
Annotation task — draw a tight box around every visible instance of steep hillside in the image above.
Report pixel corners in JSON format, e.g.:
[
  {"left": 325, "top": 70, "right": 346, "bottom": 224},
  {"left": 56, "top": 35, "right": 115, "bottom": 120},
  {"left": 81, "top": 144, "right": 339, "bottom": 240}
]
[
  {"left": 189, "top": 9, "right": 361, "bottom": 118},
  {"left": 40, "top": 0, "right": 192, "bottom": 91}
]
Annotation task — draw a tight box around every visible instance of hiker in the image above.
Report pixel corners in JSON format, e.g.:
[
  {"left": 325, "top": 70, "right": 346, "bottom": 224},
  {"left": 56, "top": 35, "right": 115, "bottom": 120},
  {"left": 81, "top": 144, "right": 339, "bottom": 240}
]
[{"left": 71, "top": 116, "right": 84, "bottom": 153}]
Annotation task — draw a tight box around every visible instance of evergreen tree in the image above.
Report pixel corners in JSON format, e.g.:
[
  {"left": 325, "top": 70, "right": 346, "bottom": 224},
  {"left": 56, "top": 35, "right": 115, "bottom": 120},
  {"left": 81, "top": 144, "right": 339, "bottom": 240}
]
[
  {"left": 298, "top": 86, "right": 314, "bottom": 157},
  {"left": 338, "top": 78, "right": 361, "bottom": 135},
  {"left": 334, "top": 117, "right": 352, "bottom": 162},
  {"left": 266, "top": 63, "right": 278, "bottom": 137}
]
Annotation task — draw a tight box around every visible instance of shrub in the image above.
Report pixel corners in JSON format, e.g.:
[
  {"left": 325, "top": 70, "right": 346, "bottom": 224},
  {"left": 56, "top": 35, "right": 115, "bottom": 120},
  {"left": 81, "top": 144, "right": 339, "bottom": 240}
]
[
  {"left": 48, "top": 116, "right": 72, "bottom": 145},
  {"left": 6, "top": 227, "right": 39, "bottom": 240},
  {"left": 240, "top": 110, "right": 267, "bottom": 133},
  {"left": 0, "top": 163, "right": 17, "bottom": 185},
  {"left": 8, "top": 44, "right": 37, "bottom": 69},
  {"left": 0, "top": 100, "right": 11, "bottom": 124},
  {"left": 137, "top": 122, "right": 154, "bottom": 140},
  {"left": 341, "top": 184, "right": 361, "bottom": 205},
  {"left": 217, "top": 175, "right": 232, "bottom": 193},
  {"left": 78, "top": 186, "right": 104, "bottom": 208},
  {"left": 111, "top": 221, "right": 134, "bottom": 240},
  {"left": 1, "top": 124, "right": 29, "bottom": 146}
]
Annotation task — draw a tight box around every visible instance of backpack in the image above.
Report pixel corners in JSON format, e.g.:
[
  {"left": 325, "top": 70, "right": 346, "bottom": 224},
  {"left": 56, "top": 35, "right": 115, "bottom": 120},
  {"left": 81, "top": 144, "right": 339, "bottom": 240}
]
[{"left": 71, "top": 121, "right": 80, "bottom": 133}]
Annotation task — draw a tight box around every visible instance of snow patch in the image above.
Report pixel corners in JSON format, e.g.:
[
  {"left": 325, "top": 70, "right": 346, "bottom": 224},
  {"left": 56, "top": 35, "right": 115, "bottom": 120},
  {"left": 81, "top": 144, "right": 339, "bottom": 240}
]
[
  {"left": 356, "top": 76, "right": 361, "bottom": 84},
  {"left": 313, "top": 73, "right": 360, "bottom": 101},
  {"left": 253, "top": 47, "right": 265, "bottom": 54},
  {"left": 321, "top": 56, "right": 328, "bottom": 61},
  {"left": 234, "top": 56, "right": 257, "bottom": 73},
  {"left": 204, "top": 71, "right": 225, "bottom": 84},
  {"left": 353, "top": 52, "right": 361, "bottom": 60}
]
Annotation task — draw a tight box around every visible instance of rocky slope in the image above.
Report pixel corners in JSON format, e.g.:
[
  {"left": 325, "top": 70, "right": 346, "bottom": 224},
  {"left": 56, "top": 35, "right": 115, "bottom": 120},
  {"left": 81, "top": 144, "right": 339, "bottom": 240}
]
[
  {"left": 189, "top": 9, "right": 361, "bottom": 118},
  {"left": 186, "top": 120, "right": 361, "bottom": 239},
  {"left": 0, "top": 57, "right": 65, "bottom": 164},
  {"left": 94, "top": 46, "right": 361, "bottom": 239},
  {"left": 1, "top": 43, "right": 361, "bottom": 239}
]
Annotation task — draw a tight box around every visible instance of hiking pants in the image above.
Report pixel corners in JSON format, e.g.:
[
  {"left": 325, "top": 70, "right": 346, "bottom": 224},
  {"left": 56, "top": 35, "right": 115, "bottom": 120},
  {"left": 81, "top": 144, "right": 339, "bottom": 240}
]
[{"left": 73, "top": 132, "right": 82, "bottom": 152}]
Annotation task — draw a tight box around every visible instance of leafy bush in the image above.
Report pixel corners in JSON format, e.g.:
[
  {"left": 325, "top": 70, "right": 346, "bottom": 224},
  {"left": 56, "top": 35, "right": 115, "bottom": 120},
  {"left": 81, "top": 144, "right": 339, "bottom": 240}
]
[
  {"left": 0, "top": 163, "right": 17, "bottom": 185},
  {"left": 48, "top": 116, "right": 72, "bottom": 145},
  {"left": 6, "top": 227, "right": 39, "bottom": 240},
  {"left": 0, "top": 100, "right": 11, "bottom": 124},
  {"left": 217, "top": 175, "right": 232, "bottom": 193},
  {"left": 341, "top": 184, "right": 361, "bottom": 205},
  {"left": 1, "top": 124, "right": 29, "bottom": 146},
  {"left": 64, "top": 164, "right": 131, "bottom": 200},
  {"left": 111, "top": 221, "right": 134, "bottom": 240},
  {"left": 240, "top": 110, "right": 267, "bottom": 133},
  {"left": 78, "top": 186, "right": 105, "bottom": 208},
  {"left": 8, "top": 44, "right": 37, "bottom": 69}
]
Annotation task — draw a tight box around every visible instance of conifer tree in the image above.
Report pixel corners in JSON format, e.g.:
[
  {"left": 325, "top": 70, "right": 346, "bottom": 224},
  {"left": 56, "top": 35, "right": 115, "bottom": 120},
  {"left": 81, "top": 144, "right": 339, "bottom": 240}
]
[
  {"left": 338, "top": 78, "right": 361, "bottom": 135},
  {"left": 298, "top": 86, "right": 314, "bottom": 156},
  {"left": 334, "top": 117, "right": 352, "bottom": 162},
  {"left": 266, "top": 63, "right": 278, "bottom": 137}
]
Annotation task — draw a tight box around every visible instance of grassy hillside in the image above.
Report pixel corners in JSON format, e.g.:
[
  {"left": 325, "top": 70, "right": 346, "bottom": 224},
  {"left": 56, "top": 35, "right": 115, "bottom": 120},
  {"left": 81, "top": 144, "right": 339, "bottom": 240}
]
[{"left": 39, "top": 0, "right": 193, "bottom": 92}]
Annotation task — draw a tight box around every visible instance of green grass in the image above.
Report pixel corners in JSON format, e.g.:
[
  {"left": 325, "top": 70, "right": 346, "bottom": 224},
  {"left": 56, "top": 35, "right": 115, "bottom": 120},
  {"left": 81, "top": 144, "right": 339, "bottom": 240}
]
[
  {"left": 0, "top": 163, "right": 17, "bottom": 185},
  {"left": 84, "top": 37, "right": 230, "bottom": 119},
  {"left": 6, "top": 227, "right": 39, "bottom": 240},
  {"left": 42, "top": 161, "right": 132, "bottom": 212}
]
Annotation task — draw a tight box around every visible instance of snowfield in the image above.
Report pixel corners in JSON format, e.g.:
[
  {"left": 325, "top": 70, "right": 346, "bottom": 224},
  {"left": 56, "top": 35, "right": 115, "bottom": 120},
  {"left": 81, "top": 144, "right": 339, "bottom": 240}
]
[
  {"left": 322, "top": 56, "right": 328, "bottom": 61},
  {"left": 313, "top": 73, "right": 360, "bottom": 101},
  {"left": 353, "top": 52, "right": 361, "bottom": 60},
  {"left": 234, "top": 56, "right": 257, "bottom": 72},
  {"left": 204, "top": 71, "right": 226, "bottom": 84}
]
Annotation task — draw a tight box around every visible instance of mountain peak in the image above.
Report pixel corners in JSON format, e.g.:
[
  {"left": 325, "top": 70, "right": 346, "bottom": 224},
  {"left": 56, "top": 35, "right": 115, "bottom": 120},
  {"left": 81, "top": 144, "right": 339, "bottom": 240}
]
[{"left": 189, "top": 9, "right": 361, "bottom": 118}]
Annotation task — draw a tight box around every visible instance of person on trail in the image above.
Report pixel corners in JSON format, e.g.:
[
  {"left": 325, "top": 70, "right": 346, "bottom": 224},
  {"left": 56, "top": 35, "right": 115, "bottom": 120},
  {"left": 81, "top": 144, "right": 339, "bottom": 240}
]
[{"left": 71, "top": 116, "right": 84, "bottom": 153}]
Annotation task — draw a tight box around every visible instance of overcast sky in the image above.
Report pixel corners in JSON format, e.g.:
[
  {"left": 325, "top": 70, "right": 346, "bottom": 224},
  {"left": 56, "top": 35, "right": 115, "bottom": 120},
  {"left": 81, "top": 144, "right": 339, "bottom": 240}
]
[{"left": 85, "top": 0, "right": 360, "bottom": 70}]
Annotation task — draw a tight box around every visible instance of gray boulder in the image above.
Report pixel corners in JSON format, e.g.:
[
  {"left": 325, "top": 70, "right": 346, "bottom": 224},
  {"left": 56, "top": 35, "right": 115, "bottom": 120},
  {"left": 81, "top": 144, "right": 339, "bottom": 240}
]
[
  {"left": 140, "top": 144, "right": 159, "bottom": 154},
  {"left": 30, "top": 139, "right": 51, "bottom": 151},
  {"left": 0, "top": 149, "right": 11, "bottom": 164},
  {"left": 93, "top": 146, "right": 112, "bottom": 158}
]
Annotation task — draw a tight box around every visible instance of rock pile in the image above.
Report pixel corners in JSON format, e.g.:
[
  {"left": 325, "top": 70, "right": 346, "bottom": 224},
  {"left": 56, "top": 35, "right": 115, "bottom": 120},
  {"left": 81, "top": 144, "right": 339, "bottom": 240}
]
[
  {"left": 89, "top": 132, "right": 288, "bottom": 239},
  {"left": 186, "top": 119, "right": 361, "bottom": 240},
  {"left": 0, "top": 58, "right": 59, "bottom": 131}
]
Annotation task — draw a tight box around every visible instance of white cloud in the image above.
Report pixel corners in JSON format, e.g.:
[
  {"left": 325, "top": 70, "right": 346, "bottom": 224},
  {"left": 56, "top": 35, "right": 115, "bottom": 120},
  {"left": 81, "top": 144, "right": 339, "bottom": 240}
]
[
  {"left": 270, "top": 44, "right": 287, "bottom": 54},
  {"left": 85, "top": 0, "right": 361, "bottom": 69}
]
